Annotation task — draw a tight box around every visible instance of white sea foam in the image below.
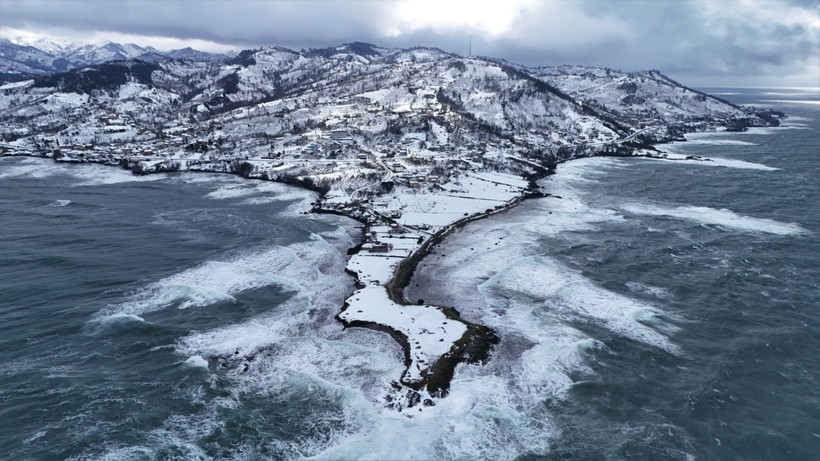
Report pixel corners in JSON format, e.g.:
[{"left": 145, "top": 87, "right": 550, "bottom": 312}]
[
  {"left": 766, "top": 99, "right": 820, "bottom": 105},
  {"left": 477, "top": 256, "right": 680, "bottom": 354},
  {"left": 327, "top": 257, "right": 670, "bottom": 453},
  {"left": 411, "top": 158, "right": 675, "bottom": 354},
  {"left": 744, "top": 125, "right": 810, "bottom": 135},
  {"left": 239, "top": 194, "right": 307, "bottom": 206},
  {"left": 680, "top": 131, "right": 758, "bottom": 145},
  {"left": 205, "top": 179, "right": 309, "bottom": 201},
  {"left": 84, "top": 312, "right": 148, "bottom": 336},
  {"left": 652, "top": 150, "right": 779, "bottom": 171},
  {"left": 75, "top": 437, "right": 209, "bottom": 461},
  {"left": 533, "top": 157, "right": 627, "bottom": 236},
  {"left": 109, "top": 237, "right": 346, "bottom": 316},
  {"left": 100, "top": 313, "right": 146, "bottom": 323},
  {"left": 183, "top": 355, "right": 209, "bottom": 370},
  {"left": 326, "top": 158, "right": 684, "bottom": 458},
  {"left": 621, "top": 203, "right": 808, "bottom": 236},
  {"left": 367, "top": 157, "right": 686, "bottom": 454},
  {"left": 203, "top": 178, "right": 316, "bottom": 214},
  {"left": 178, "top": 321, "right": 286, "bottom": 358},
  {"left": 0, "top": 157, "right": 165, "bottom": 185},
  {"left": 761, "top": 91, "right": 815, "bottom": 96},
  {"left": 303, "top": 370, "right": 557, "bottom": 460},
  {"left": 169, "top": 219, "right": 578, "bottom": 459},
  {"left": 114, "top": 274, "right": 241, "bottom": 315},
  {"left": 224, "top": 331, "right": 562, "bottom": 460},
  {"left": 74, "top": 166, "right": 165, "bottom": 186},
  {"left": 46, "top": 199, "right": 72, "bottom": 207},
  {"left": 704, "top": 158, "right": 779, "bottom": 171},
  {"left": 81, "top": 224, "right": 370, "bottom": 458},
  {"left": 780, "top": 116, "right": 813, "bottom": 123},
  {"left": 205, "top": 183, "right": 264, "bottom": 199},
  {"left": 679, "top": 139, "right": 757, "bottom": 146},
  {"left": 0, "top": 158, "right": 69, "bottom": 180},
  {"left": 778, "top": 121, "right": 810, "bottom": 129},
  {"left": 23, "top": 431, "right": 47, "bottom": 444},
  {"left": 70, "top": 446, "right": 154, "bottom": 461},
  {"left": 174, "top": 229, "right": 355, "bottom": 357},
  {"left": 172, "top": 173, "right": 212, "bottom": 184},
  {"left": 626, "top": 281, "right": 671, "bottom": 300}
]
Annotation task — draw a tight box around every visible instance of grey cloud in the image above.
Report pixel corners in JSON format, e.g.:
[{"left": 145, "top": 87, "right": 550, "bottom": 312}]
[
  {"left": 2, "top": 0, "right": 817, "bottom": 86},
  {"left": 2, "top": 0, "right": 388, "bottom": 47}
]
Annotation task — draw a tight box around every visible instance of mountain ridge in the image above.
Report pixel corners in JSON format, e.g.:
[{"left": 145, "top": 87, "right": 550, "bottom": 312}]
[{"left": 0, "top": 38, "right": 228, "bottom": 82}]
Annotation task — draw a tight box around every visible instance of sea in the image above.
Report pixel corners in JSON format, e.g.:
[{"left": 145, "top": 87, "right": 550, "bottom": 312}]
[{"left": 1, "top": 87, "right": 817, "bottom": 460}]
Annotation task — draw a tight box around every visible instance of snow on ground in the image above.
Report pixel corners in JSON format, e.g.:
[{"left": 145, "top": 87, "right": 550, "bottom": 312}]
[
  {"left": 44, "top": 92, "right": 89, "bottom": 109},
  {"left": 348, "top": 225, "right": 419, "bottom": 283},
  {"left": 338, "top": 170, "right": 529, "bottom": 397},
  {"left": 340, "top": 224, "right": 469, "bottom": 389},
  {"left": 340, "top": 287, "right": 467, "bottom": 384},
  {"left": 0, "top": 79, "right": 34, "bottom": 90},
  {"left": 394, "top": 172, "right": 528, "bottom": 227}
]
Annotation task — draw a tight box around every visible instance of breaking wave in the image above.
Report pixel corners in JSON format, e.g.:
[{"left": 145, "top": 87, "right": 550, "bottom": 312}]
[
  {"left": 205, "top": 181, "right": 287, "bottom": 200},
  {"left": 182, "top": 355, "right": 209, "bottom": 370},
  {"left": 679, "top": 138, "right": 757, "bottom": 146},
  {"left": 84, "top": 312, "right": 152, "bottom": 336},
  {"left": 626, "top": 281, "right": 672, "bottom": 300},
  {"left": 478, "top": 256, "right": 680, "bottom": 354},
  {"left": 202, "top": 177, "right": 316, "bottom": 214},
  {"left": 0, "top": 157, "right": 164, "bottom": 185},
  {"left": 620, "top": 203, "right": 808, "bottom": 236},
  {"left": 100, "top": 226, "right": 352, "bottom": 320},
  {"left": 701, "top": 157, "right": 779, "bottom": 171},
  {"left": 652, "top": 149, "right": 779, "bottom": 170},
  {"left": 172, "top": 226, "right": 355, "bottom": 355},
  {"left": 767, "top": 99, "right": 820, "bottom": 106},
  {"left": 744, "top": 125, "right": 810, "bottom": 135}
]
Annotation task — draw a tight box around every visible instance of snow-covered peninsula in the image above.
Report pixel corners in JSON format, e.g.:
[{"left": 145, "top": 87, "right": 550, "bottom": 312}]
[{"left": 0, "top": 40, "right": 782, "bottom": 411}]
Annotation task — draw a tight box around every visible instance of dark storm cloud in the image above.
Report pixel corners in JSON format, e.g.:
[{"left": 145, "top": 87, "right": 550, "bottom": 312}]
[
  {"left": 0, "top": 0, "right": 388, "bottom": 48},
  {"left": 1, "top": 0, "right": 818, "bottom": 86}
]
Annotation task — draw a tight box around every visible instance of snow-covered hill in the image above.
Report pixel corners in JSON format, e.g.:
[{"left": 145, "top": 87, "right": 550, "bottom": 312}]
[
  {"left": 0, "top": 40, "right": 781, "bottom": 184},
  {"left": 532, "top": 65, "right": 777, "bottom": 136},
  {"left": 0, "top": 39, "right": 74, "bottom": 77},
  {"left": 64, "top": 41, "right": 161, "bottom": 64},
  {"left": 0, "top": 40, "right": 781, "bottom": 190}
]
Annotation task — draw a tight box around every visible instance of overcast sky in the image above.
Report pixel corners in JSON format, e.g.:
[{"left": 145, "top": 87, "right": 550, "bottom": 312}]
[{"left": 1, "top": 0, "right": 818, "bottom": 87}]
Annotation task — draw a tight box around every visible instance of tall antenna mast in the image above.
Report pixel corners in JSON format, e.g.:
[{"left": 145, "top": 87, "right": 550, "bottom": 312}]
[{"left": 468, "top": 34, "right": 472, "bottom": 57}]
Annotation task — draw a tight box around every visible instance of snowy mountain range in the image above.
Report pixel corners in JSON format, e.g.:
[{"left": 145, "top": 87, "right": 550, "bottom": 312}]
[
  {"left": 0, "top": 39, "right": 781, "bottom": 197},
  {"left": 0, "top": 38, "right": 226, "bottom": 81}
]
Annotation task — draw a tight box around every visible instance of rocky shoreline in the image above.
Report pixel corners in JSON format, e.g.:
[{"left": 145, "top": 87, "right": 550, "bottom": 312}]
[{"left": 322, "top": 170, "right": 553, "bottom": 410}]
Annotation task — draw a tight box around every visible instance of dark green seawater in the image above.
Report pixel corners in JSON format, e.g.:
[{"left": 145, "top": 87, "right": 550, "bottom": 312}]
[
  {"left": 0, "top": 168, "right": 372, "bottom": 460},
  {"left": 1, "top": 87, "right": 818, "bottom": 460}
]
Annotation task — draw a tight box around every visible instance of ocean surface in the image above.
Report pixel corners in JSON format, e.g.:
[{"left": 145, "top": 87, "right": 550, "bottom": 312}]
[{"left": 1, "top": 87, "right": 818, "bottom": 460}]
